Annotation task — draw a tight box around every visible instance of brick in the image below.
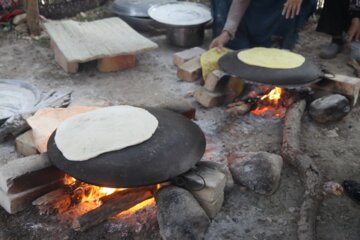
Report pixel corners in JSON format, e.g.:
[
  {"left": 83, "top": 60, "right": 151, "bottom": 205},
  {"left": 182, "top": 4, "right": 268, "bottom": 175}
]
[
  {"left": 0, "top": 154, "right": 65, "bottom": 194},
  {"left": 97, "top": 55, "right": 136, "bottom": 73},
  {"left": 50, "top": 40, "right": 79, "bottom": 73},
  {"left": 194, "top": 88, "right": 236, "bottom": 108},
  {"left": 0, "top": 180, "right": 61, "bottom": 214},
  {"left": 15, "top": 130, "right": 38, "bottom": 156},
  {"left": 312, "top": 74, "right": 360, "bottom": 106},
  {"left": 177, "top": 56, "right": 202, "bottom": 82},
  {"left": 173, "top": 47, "right": 206, "bottom": 66},
  {"left": 204, "top": 70, "right": 228, "bottom": 92},
  {"left": 158, "top": 99, "right": 196, "bottom": 119}
]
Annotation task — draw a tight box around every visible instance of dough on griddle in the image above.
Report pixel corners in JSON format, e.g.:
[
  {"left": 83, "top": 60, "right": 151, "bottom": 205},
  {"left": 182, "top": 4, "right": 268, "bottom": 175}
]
[
  {"left": 237, "top": 47, "right": 305, "bottom": 69},
  {"left": 54, "top": 105, "right": 158, "bottom": 161}
]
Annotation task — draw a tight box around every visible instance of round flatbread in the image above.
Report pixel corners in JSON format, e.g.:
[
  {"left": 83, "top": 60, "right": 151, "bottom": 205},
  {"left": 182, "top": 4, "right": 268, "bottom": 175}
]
[
  {"left": 237, "top": 47, "right": 305, "bottom": 69},
  {"left": 54, "top": 105, "right": 159, "bottom": 161}
]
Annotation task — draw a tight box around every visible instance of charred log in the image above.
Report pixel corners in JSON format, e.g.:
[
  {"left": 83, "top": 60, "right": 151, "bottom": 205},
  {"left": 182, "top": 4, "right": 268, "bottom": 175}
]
[
  {"left": 71, "top": 186, "right": 156, "bottom": 232},
  {"left": 281, "top": 99, "right": 323, "bottom": 240},
  {"left": 32, "top": 188, "right": 72, "bottom": 215}
]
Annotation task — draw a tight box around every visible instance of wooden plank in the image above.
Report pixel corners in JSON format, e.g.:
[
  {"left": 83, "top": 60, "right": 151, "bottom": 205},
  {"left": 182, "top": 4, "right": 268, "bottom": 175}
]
[
  {"left": 44, "top": 18, "right": 158, "bottom": 63},
  {"left": 312, "top": 74, "right": 360, "bottom": 106}
]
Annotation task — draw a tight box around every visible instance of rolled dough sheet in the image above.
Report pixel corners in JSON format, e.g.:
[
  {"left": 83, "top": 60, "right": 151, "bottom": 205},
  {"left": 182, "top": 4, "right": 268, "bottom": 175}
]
[
  {"left": 237, "top": 47, "right": 305, "bottom": 69},
  {"left": 54, "top": 105, "right": 159, "bottom": 161}
]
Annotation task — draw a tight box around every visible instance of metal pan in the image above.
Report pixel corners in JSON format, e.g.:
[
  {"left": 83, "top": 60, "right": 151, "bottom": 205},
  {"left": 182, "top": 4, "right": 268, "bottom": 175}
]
[
  {"left": 47, "top": 107, "right": 206, "bottom": 188},
  {"left": 218, "top": 51, "right": 323, "bottom": 88}
]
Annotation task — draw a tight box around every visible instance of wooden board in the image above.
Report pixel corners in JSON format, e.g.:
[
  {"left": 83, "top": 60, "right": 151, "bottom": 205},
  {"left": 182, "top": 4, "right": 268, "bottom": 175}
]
[{"left": 44, "top": 18, "right": 158, "bottom": 63}]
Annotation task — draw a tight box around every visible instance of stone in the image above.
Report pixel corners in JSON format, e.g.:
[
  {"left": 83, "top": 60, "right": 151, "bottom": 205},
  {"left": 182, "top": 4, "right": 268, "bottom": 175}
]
[
  {"left": 175, "top": 165, "right": 226, "bottom": 218},
  {"left": 97, "top": 55, "right": 136, "bottom": 73},
  {"left": 15, "top": 130, "right": 38, "bottom": 156},
  {"left": 177, "top": 56, "right": 202, "bottom": 82},
  {"left": 229, "top": 151, "right": 283, "bottom": 195},
  {"left": 173, "top": 47, "right": 206, "bottom": 66},
  {"left": 197, "top": 161, "right": 234, "bottom": 192},
  {"left": 0, "top": 180, "right": 61, "bottom": 214},
  {"left": 158, "top": 99, "right": 196, "bottom": 119},
  {"left": 312, "top": 74, "right": 360, "bottom": 106},
  {"left": 309, "top": 94, "right": 351, "bottom": 123},
  {"left": 0, "top": 154, "right": 65, "bottom": 194},
  {"left": 155, "top": 186, "right": 210, "bottom": 240},
  {"left": 204, "top": 70, "right": 228, "bottom": 92},
  {"left": 194, "top": 88, "right": 236, "bottom": 108},
  {"left": 13, "top": 13, "right": 27, "bottom": 25},
  {"left": 50, "top": 40, "right": 79, "bottom": 73}
]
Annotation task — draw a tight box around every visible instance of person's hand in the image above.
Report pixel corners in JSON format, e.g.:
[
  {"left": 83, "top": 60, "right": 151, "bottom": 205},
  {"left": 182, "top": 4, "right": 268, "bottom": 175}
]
[
  {"left": 282, "top": 0, "right": 303, "bottom": 19},
  {"left": 347, "top": 18, "right": 360, "bottom": 42},
  {"left": 209, "top": 31, "right": 231, "bottom": 50}
]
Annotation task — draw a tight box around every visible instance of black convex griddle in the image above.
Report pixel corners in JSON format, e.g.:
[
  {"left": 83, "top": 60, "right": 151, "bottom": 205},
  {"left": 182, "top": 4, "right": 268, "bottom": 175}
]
[
  {"left": 219, "top": 51, "right": 323, "bottom": 88},
  {"left": 47, "top": 107, "right": 206, "bottom": 188}
]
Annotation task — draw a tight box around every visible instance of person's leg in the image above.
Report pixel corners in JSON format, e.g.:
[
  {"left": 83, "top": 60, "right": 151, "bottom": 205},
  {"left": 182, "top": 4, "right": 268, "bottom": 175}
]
[{"left": 317, "top": 0, "right": 351, "bottom": 59}]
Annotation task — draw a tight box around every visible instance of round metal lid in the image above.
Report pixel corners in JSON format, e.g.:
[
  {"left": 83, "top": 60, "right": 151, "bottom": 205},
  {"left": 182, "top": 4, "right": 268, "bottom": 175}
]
[
  {"left": 109, "top": 0, "right": 176, "bottom": 18},
  {"left": 47, "top": 107, "right": 206, "bottom": 188},
  {"left": 218, "top": 51, "right": 323, "bottom": 88},
  {"left": 148, "top": 2, "right": 212, "bottom": 27}
]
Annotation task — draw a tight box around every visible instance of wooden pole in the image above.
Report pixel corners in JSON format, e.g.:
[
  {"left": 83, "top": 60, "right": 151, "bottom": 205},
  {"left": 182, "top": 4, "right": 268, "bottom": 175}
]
[
  {"left": 281, "top": 100, "right": 323, "bottom": 240},
  {"left": 26, "top": 0, "right": 41, "bottom": 36}
]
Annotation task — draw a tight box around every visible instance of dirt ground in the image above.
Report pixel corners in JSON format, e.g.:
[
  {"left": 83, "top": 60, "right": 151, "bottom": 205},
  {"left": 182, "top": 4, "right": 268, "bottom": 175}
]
[{"left": 0, "top": 13, "right": 360, "bottom": 240}]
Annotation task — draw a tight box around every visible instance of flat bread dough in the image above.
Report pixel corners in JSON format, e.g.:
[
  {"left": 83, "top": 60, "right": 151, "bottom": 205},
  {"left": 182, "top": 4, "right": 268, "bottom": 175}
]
[
  {"left": 237, "top": 47, "right": 305, "bottom": 69},
  {"left": 54, "top": 105, "right": 158, "bottom": 161}
]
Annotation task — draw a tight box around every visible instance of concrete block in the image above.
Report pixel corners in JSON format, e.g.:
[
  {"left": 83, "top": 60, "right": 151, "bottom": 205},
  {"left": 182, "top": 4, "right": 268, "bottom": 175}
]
[
  {"left": 173, "top": 47, "right": 206, "bottom": 66},
  {"left": 194, "top": 88, "right": 235, "bottom": 108},
  {"left": 177, "top": 56, "right": 202, "bottom": 82},
  {"left": 204, "top": 70, "right": 228, "bottom": 92},
  {"left": 312, "top": 74, "right": 360, "bottom": 106},
  {"left": 15, "top": 130, "right": 38, "bottom": 156},
  {"left": 0, "top": 180, "right": 62, "bottom": 214},
  {"left": 51, "top": 40, "right": 79, "bottom": 74},
  {"left": 0, "top": 154, "right": 65, "bottom": 194},
  {"left": 97, "top": 55, "right": 136, "bottom": 73}
]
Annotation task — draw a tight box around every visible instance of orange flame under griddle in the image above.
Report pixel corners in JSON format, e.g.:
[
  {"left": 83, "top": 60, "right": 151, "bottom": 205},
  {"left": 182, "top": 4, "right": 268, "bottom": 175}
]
[
  {"left": 251, "top": 87, "right": 286, "bottom": 118},
  {"left": 63, "top": 175, "right": 156, "bottom": 212}
]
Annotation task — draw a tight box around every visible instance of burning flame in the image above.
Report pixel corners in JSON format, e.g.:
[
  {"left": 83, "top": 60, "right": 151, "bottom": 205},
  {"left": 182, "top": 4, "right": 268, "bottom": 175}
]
[
  {"left": 251, "top": 87, "right": 286, "bottom": 118},
  {"left": 63, "top": 175, "right": 156, "bottom": 213}
]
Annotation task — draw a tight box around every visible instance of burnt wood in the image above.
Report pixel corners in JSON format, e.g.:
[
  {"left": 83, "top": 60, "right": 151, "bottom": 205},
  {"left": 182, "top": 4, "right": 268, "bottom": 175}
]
[
  {"left": 218, "top": 51, "right": 323, "bottom": 88},
  {"left": 72, "top": 187, "right": 155, "bottom": 231},
  {"left": 47, "top": 107, "right": 206, "bottom": 188}
]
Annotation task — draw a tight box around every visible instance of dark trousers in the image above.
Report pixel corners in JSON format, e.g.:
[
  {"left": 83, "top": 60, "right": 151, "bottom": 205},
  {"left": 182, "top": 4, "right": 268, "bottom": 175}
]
[{"left": 316, "top": 0, "right": 351, "bottom": 36}]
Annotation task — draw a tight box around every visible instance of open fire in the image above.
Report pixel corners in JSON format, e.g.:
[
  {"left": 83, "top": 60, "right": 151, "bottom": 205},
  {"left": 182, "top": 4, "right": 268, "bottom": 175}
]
[
  {"left": 62, "top": 175, "right": 156, "bottom": 219},
  {"left": 251, "top": 87, "right": 287, "bottom": 118}
]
